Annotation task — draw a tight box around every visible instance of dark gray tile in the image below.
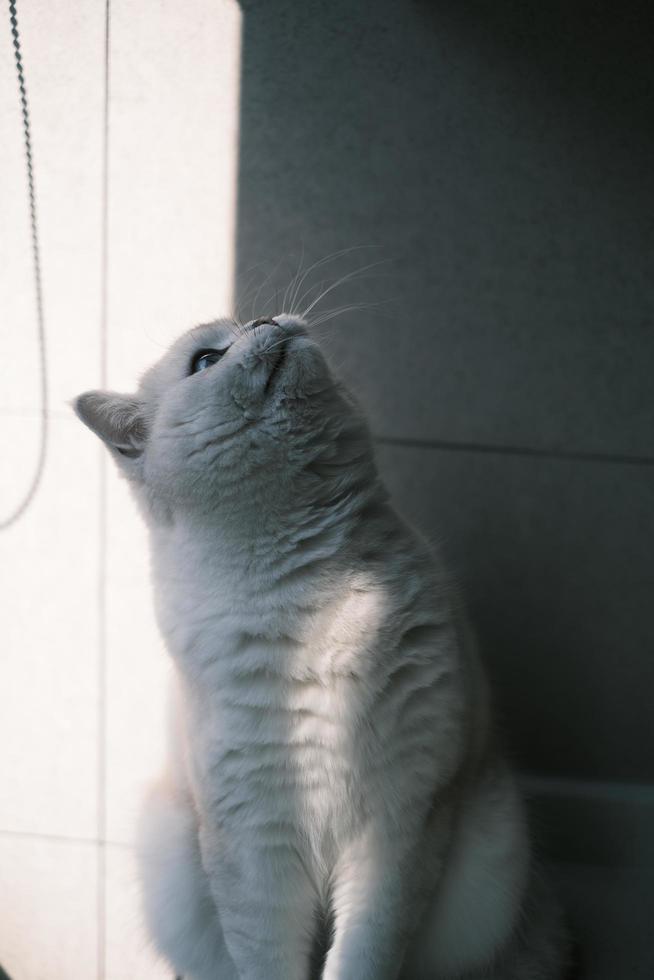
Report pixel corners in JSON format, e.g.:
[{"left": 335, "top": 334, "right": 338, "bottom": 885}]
[
  {"left": 551, "top": 863, "right": 654, "bottom": 980},
  {"left": 236, "top": 0, "right": 654, "bottom": 457},
  {"left": 523, "top": 778, "right": 654, "bottom": 869},
  {"left": 375, "top": 441, "right": 654, "bottom": 782}
]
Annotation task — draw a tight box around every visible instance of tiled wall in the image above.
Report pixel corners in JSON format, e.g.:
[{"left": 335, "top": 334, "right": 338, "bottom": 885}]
[{"left": 0, "top": 1, "right": 241, "bottom": 976}]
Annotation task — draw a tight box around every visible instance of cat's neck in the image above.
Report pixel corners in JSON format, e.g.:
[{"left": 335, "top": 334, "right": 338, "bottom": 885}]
[
  {"left": 154, "top": 482, "right": 382, "bottom": 586},
  {"left": 147, "top": 482, "right": 391, "bottom": 689},
  {"left": 148, "top": 471, "right": 390, "bottom": 636}
]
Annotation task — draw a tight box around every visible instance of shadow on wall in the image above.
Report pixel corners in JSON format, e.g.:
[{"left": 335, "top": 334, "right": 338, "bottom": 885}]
[
  {"left": 233, "top": 0, "right": 654, "bottom": 784},
  {"left": 427, "top": 0, "right": 654, "bottom": 208}
]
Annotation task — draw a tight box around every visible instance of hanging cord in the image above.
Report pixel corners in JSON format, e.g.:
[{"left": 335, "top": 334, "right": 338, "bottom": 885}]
[{"left": 1, "top": 0, "right": 48, "bottom": 530}]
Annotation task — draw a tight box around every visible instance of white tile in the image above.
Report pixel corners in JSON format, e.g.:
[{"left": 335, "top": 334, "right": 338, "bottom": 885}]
[
  {"left": 102, "top": 0, "right": 242, "bottom": 847},
  {"left": 0, "top": 410, "right": 42, "bottom": 520},
  {"left": 0, "top": 833, "right": 98, "bottom": 980},
  {"left": 104, "top": 466, "right": 169, "bottom": 845},
  {"left": 107, "top": 0, "right": 242, "bottom": 391},
  {"left": 105, "top": 844, "right": 171, "bottom": 980},
  {"left": 0, "top": 417, "right": 99, "bottom": 838},
  {"left": 0, "top": 0, "right": 105, "bottom": 414}
]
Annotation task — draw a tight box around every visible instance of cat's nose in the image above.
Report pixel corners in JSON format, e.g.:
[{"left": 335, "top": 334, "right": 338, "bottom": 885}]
[
  {"left": 246, "top": 315, "right": 308, "bottom": 340},
  {"left": 248, "top": 317, "right": 277, "bottom": 330}
]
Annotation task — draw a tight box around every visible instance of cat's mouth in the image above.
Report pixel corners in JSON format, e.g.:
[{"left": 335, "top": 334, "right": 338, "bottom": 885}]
[{"left": 263, "top": 339, "right": 290, "bottom": 396}]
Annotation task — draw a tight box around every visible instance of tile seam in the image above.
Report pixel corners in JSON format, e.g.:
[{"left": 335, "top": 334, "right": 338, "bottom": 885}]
[{"left": 375, "top": 434, "right": 654, "bottom": 467}]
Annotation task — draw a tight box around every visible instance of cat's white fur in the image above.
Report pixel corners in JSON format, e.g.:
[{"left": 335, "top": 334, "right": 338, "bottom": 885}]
[{"left": 75, "top": 315, "right": 570, "bottom": 980}]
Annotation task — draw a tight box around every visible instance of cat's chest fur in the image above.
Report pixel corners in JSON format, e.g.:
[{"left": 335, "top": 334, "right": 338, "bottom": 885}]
[
  {"left": 154, "top": 529, "right": 386, "bottom": 857},
  {"left": 188, "top": 642, "right": 366, "bottom": 850}
]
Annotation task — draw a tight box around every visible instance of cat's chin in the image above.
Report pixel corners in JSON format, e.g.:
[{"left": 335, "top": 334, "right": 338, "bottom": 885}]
[{"left": 263, "top": 341, "right": 289, "bottom": 397}]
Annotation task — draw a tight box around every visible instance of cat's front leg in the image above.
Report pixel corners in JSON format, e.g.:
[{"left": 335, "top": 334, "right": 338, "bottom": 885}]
[
  {"left": 200, "top": 831, "right": 317, "bottom": 980},
  {"left": 322, "top": 808, "right": 452, "bottom": 980}
]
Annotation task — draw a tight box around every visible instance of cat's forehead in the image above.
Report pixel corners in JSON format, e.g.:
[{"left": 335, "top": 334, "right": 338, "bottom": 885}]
[
  {"left": 185, "top": 318, "right": 237, "bottom": 351},
  {"left": 137, "top": 318, "right": 236, "bottom": 396},
  {"left": 171, "top": 317, "right": 237, "bottom": 363}
]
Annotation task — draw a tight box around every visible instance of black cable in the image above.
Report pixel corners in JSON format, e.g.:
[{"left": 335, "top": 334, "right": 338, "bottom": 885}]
[{"left": 2, "top": 0, "right": 48, "bottom": 529}]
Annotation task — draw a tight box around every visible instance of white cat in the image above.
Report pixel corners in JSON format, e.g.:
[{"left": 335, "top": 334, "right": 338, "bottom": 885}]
[{"left": 75, "top": 314, "right": 571, "bottom": 980}]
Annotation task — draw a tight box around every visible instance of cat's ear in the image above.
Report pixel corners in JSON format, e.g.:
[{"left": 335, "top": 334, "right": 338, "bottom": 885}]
[{"left": 73, "top": 390, "right": 148, "bottom": 464}]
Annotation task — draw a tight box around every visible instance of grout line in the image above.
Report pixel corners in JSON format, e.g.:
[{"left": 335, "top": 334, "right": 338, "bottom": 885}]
[
  {"left": 0, "top": 407, "right": 75, "bottom": 421},
  {"left": 374, "top": 434, "right": 654, "bottom": 468},
  {"left": 0, "top": 828, "right": 133, "bottom": 849},
  {"left": 520, "top": 772, "right": 654, "bottom": 803},
  {"left": 97, "top": 2, "right": 111, "bottom": 979}
]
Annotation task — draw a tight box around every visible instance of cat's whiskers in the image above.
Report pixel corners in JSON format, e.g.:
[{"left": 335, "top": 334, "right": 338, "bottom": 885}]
[
  {"left": 233, "top": 263, "right": 268, "bottom": 324},
  {"left": 289, "top": 263, "right": 392, "bottom": 326},
  {"left": 249, "top": 256, "right": 287, "bottom": 322},
  {"left": 290, "top": 279, "right": 329, "bottom": 320},
  {"left": 230, "top": 318, "right": 249, "bottom": 339},
  {"left": 286, "top": 245, "right": 380, "bottom": 316},
  {"left": 301, "top": 260, "right": 391, "bottom": 320},
  {"left": 241, "top": 247, "right": 386, "bottom": 327},
  {"left": 256, "top": 301, "right": 389, "bottom": 363},
  {"left": 258, "top": 335, "right": 294, "bottom": 358},
  {"left": 282, "top": 244, "right": 306, "bottom": 315},
  {"left": 307, "top": 300, "right": 392, "bottom": 329}
]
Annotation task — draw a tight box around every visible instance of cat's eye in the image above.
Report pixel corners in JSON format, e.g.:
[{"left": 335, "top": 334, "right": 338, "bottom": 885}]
[{"left": 190, "top": 348, "right": 229, "bottom": 375}]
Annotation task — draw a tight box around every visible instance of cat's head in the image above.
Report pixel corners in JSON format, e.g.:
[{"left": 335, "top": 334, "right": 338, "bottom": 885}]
[{"left": 74, "top": 314, "right": 377, "bottom": 525}]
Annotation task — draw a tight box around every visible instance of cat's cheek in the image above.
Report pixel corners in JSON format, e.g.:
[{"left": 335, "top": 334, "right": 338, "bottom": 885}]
[
  {"left": 108, "top": 444, "right": 146, "bottom": 482},
  {"left": 143, "top": 444, "right": 183, "bottom": 492}
]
